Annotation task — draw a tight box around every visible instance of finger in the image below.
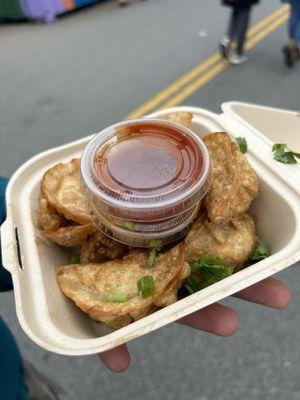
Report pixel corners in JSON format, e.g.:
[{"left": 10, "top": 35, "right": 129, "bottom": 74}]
[
  {"left": 98, "top": 344, "right": 130, "bottom": 373},
  {"left": 178, "top": 303, "right": 239, "bottom": 337},
  {"left": 235, "top": 278, "right": 291, "bottom": 309}
]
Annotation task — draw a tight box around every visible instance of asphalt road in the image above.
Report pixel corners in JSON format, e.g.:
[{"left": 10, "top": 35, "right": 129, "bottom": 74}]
[{"left": 1, "top": 1, "right": 300, "bottom": 400}]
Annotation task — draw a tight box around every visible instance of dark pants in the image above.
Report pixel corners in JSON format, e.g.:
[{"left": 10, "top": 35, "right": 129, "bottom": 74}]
[
  {"left": 227, "top": 7, "right": 251, "bottom": 55},
  {"left": 288, "top": 0, "right": 300, "bottom": 42}
]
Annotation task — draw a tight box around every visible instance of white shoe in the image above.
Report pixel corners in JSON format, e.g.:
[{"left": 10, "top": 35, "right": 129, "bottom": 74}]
[
  {"left": 229, "top": 53, "right": 249, "bottom": 65},
  {"left": 219, "top": 42, "right": 229, "bottom": 59}
]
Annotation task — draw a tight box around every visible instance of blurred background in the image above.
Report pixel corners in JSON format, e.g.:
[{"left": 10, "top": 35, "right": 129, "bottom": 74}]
[{"left": 1, "top": 1, "right": 300, "bottom": 399}]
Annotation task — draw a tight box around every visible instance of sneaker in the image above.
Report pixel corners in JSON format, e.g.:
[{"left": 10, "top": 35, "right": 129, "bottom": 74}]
[
  {"left": 219, "top": 37, "right": 230, "bottom": 59},
  {"left": 282, "top": 45, "right": 294, "bottom": 68},
  {"left": 229, "top": 53, "right": 249, "bottom": 65}
]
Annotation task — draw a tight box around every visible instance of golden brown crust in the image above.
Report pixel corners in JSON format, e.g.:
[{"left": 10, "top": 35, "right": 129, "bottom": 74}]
[
  {"left": 56, "top": 243, "right": 185, "bottom": 323},
  {"left": 80, "top": 231, "right": 128, "bottom": 264},
  {"left": 154, "top": 261, "right": 190, "bottom": 307},
  {"left": 44, "top": 224, "right": 95, "bottom": 247},
  {"left": 41, "top": 159, "right": 90, "bottom": 225},
  {"left": 38, "top": 192, "right": 64, "bottom": 233},
  {"left": 185, "top": 212, "right": 256, "bottom": 268},
  {"left": 203, "top": 132, "right": 259, "bottom": 224},
  {"left": 159, "top": 112, "right": 193, "bottom": 129}
]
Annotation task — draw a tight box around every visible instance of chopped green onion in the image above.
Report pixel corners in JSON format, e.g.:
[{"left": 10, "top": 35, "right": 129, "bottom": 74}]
[
  {"left": 137, "top": 276, "right": 155, "bottom": 298},
  {"left": 185, "top": 254, "right": 234, "bottom": 294},
  {"left": 272, "top": 143, "right": 300, "bottom": 164},
  {"left": 236, "top": 137, "right": 247, "bottom": 154},
  {"left": 70, "top": 255, "right": 80, "bottom": 264},
  {"left": 149, "top": 239, "right": 163, "bottom": 251},
  {"left": 102, "top": 294, "right": 129, "bottom": 303},
  {"left": 122, "top": 220, "right": 135, "bottom": 230},
  {"left": 145, "top": 240, "right": 163, "bottom": 268},
  {"left": 146, "top": 248, "right": 157, "bottom": 268}
]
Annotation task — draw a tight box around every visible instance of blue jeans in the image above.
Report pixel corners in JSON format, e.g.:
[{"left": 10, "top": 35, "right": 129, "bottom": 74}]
[
  {"left": 288, "top": 0, "right": 300, "bottom": 42},
  {"left": 0, "top": 177, "right": 28, "bottom": 400}
]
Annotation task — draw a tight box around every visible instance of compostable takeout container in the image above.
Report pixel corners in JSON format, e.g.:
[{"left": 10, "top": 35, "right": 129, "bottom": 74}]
[{"left": 1, "top": 102, "right": 300, "bottom": 356}]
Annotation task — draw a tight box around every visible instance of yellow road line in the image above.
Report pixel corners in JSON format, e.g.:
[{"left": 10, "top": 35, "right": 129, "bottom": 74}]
[
  {"left": 159, "top": 13, "right": 288, "bottom": 110},
  {"left": 125, "top": 5, "right": 289, "bottom": 119}
]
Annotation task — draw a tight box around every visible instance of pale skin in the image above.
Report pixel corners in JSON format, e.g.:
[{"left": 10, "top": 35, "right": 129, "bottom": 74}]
[{"left": 98, "top": 277, "right": 291, "bottom": 372}]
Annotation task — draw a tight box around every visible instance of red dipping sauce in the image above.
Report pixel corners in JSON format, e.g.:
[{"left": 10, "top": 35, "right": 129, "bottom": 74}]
[{"left": 81, "top": 119, "right": 211, "bottom": 246}]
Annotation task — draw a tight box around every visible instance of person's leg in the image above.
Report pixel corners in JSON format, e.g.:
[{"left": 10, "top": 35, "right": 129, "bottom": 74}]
[
  {"left": 228, "top": 7, "right": 250, "bottom": 64},
  {"left": 289, "top": 1, "right": 300, "bottom": 54},
  {"left": 283, "top": 1, "right": 299, "bottom": 67},
  {"left": 227, "top": 7, "right": 239, "bottom": 42},
  {"left": 236, "top": 7, "right": 251, "bottom": 55},
  {"left": 220, "top": 7, "right": 239, "bottom": 58}
]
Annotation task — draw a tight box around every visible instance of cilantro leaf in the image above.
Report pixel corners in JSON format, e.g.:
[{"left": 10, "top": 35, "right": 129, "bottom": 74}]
[
  {"left": 236, "top": 137, "right": 247, "bottom": 154},
  {"left": 137, "top": 276, "right": 155, "bottom": 298},
  {"left": 274, "top": 151, "right": 297, "bottom": 164},
  {"left": 243, "top": 243, "right": 269, "bottom": 268},
  {"left": 272, "top": 143, "right": 286, "bottom": 153},
  {"left": 272, "top": 143, "right": 299, "bottom": 164},
  {"left": 185, "top": 254, "right": 234, "bottom": 294},
  {"left": 102, "top": 294, "right": 129, "bottom": 302}
]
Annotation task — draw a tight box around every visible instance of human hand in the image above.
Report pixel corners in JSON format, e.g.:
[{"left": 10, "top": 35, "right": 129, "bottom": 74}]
[{"left": 98, "top": 277, "right": 291, "bottom": 372}]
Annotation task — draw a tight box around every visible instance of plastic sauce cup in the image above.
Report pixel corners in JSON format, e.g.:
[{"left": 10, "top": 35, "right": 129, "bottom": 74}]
[{"left": 81, "top": 119, "right": 212, "bottom": 247}]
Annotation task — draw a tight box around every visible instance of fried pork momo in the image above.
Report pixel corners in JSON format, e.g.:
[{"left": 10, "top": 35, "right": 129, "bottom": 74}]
[
  {"left": 154, "top": 261, "right": 190, "bottom": 307},
  {"left": 38, "top": 193, "right": 64, "bottom": 233},
  {"left": 80, "top": 231, "right": 128, "bottom": 264},
  {"left": 159, "top": 112, "right": 193, "bottom": 129},
  {"left": 185, "top": 213, "right": 256, "bottom": 269},
  {"left": 203, "top": 132, "right": 259, "bottom": 225},
  {"left": 41, "top": 158, "right": 90, "bottom": 225},
  {"left": 56, "top": 243, "right": 185, "bottom": 327}
]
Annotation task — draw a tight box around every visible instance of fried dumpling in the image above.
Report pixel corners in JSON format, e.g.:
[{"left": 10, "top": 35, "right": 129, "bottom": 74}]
[
  {"left": 159, "top": 112, "right": 193, "bottom": 129},
  {"left": 43, "top": 224, "right": 95, "bottom": 247},
  {"left": 203, "top": 132, "right": 259, "bottom": 224},
  {"left": 41, "top": 158, "right": 90, "bottom": 225},
  {"left": 56, "top": 243, "right": 185, "bottom": 325},
  {"left": 185, "top": 213, "right": 256, "bottom": 268},
  {"left": 38, "top": 192, "right": 64, "bottom": 233},
  {"left": 154, "top": 261, "right": 190, "bottom": 307},
  {"left": 80, "top": 231, "right": 128, "bottom": 264}
]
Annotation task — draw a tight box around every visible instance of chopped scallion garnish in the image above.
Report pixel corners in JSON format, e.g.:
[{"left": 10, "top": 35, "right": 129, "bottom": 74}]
[
  {"left": 137, "top": 276, "right": 155, "bottom": 298},
  {"left": 102, "top": 294, "right": 129, "bottom": 303}
]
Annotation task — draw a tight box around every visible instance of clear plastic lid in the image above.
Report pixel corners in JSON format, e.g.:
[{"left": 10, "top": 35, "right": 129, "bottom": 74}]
[{"left": 81, "top": 119, "right": 211, "bottom": 222}]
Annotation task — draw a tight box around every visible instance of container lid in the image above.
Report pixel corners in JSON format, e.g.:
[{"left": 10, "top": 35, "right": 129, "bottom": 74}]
[
  {"left": 222, "top": 101, "right": 300, "bottom": 149},
  {"left": 81, "top": 119, "right": 211, "bottom": 221}
]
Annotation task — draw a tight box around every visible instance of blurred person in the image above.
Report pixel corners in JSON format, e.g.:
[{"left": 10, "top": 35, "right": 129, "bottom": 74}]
[
  {"left": 282, "top": 0, "right": 300, "bottom": 67},
  {"left": 220, "top": 0, "right": 260, "bottom": 64},
  {"left": 0, "top": 175, "right": 292, "bottom": 398}
]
